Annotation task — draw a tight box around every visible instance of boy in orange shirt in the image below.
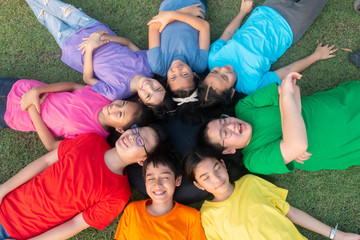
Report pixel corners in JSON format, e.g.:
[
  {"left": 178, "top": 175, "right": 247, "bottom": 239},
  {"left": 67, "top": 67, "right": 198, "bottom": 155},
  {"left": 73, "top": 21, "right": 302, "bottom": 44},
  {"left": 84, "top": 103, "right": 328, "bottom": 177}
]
[{"left": 114, "top": 150, "right": 206, "bottom": 240}]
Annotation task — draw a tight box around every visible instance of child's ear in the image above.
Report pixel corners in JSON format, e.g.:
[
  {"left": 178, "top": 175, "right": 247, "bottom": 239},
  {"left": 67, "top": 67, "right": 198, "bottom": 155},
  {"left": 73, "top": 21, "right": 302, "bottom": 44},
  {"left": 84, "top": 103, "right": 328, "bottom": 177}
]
[
  {"left": 116, "top": 128, "right": 125, "bottom": 134},
  {"left": 138, "top": 160, "right": 145, "bottom": 166},
  {"left": 175, "top": 175, "right": 182, "bottom": 187},
  {"left": 220, "top": 159, "right": 227, "bottom": 170},
  {"left": 222, "top": 147, "right": 236, "bottom": 155},
  {"left": 230, "top": 88, "right": 235, "bottom": 99},
  {"left": 193, "top": 181, "right": 205, "bottom": 191}
]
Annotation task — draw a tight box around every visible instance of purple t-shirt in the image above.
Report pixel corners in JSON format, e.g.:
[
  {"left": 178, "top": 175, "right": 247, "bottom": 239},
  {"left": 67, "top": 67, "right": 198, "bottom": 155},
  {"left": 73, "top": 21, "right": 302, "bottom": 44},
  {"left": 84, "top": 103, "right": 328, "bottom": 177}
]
[
  {"left": 5, "top": 79, "right": 110, "bottom": 139},
  {"left": 61, "top": 22, "right": 153, "bottom": 101}
]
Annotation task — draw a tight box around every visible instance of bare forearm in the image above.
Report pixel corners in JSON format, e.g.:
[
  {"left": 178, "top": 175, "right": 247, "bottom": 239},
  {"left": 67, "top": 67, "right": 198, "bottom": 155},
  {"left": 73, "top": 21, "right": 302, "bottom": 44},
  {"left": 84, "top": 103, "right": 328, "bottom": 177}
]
[
  {"left": 29, "top": 106, "right": 60, "bottom": 151},
  {"left": 168, "top": 11, "right": 208, "bottom": 32},
  {"left": 280, "top": 94, "right": 307, "bottom": 163},
  {"left": 275, "top": 53, "right": 319, "bottom": 80},
  {"left": 103, "top": 35, "right": 140, "bottom": 52},
  {"left": 287, "top": 206, "right": 332, "bottom": 238},
  {"left": 83, "top": 48, "right": 99, "bottom": 86},
  {"left": 220, "top": 11, "right": 248, "bottom": 41},
  {"left": 148, "top": 23, "right": 161, "bottom": 49},
  {"left": 29, "top": 212, "right": 90, "bottom": 240},
  {"left": 34, "top": 82, "right": 84, "bottom": 94}
]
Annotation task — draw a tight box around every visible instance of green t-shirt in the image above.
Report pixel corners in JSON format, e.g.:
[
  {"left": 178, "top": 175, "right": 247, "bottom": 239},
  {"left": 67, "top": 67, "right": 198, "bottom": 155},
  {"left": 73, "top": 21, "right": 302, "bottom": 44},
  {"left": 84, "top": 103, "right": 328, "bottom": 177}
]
[{"left": 235, "top": 82, "right": 360, "bottom": 174}]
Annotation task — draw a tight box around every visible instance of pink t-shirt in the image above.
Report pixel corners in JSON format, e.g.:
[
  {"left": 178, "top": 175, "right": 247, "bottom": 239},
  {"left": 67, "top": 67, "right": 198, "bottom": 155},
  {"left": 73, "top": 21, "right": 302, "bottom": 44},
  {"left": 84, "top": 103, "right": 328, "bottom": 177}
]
[{"left": 4, "top": 79, "right": 110, "bottom": 139}]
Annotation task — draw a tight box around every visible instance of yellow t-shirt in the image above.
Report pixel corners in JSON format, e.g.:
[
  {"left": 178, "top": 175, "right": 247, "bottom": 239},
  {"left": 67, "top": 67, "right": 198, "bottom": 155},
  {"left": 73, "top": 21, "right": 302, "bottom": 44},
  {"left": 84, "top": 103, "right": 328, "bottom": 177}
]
[
  {"left": 114, "top": 199, "right": 206, "bottom": 240},
  {"left": 200, "top": 174, "right": 307, "bottom": 240}
]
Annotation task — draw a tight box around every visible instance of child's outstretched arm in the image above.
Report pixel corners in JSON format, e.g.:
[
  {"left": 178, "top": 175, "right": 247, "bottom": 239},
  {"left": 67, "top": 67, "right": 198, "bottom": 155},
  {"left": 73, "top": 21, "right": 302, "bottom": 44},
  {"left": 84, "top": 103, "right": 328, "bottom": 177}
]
[
  {"left": 219, "top": 0, "right": 253, "bottom": 42},
  {"left": 287, "top": 206, "right": 360, "bottom": 240},
  {"left": 279, "top": 72, "right": 310, "bottom": 164},
  {"left": 28, "top": 105, "right": 60, "bottom": 151},
  {"left": 78, "top": 30, "right": 110, "bottom": 86},
  {"left": 0, "top": 149, "right": 58, "bottom": 205},
  {"left": 148, "top": 10, "right": 210, "bottom": 50},
  {"left": 20, "top": 82, "right": 85, "bottom": 113},
  {"left": 275, "top": 43, "right": 338, "bottom": 80},
  {"left": 28, "top": 212, "right": 90, "bottom": 240}
]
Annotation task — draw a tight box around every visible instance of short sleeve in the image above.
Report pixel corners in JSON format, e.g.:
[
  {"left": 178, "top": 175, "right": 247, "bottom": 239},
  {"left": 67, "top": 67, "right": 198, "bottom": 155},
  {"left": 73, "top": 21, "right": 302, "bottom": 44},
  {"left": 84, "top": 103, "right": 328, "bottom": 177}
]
[
  {"left": 247, "top": 175, "right": 290, "bottom": 216},
  {"left": 209, "top": 39, "right": 226, "bottom": 57},
  {"left": 244, "top": 140, "right": 294, "bottom": 175},
  {"left": 114, "top": 205, "right": 131, "bottom": 240},
  {"left": 191, "top": 49, "right": 209, "bottom": 74},
  {"left": 58, "top": 133, "right": 99, "bottom": 159},
  {"left": 190, "top": 210, "right": 207, "bottom": 240},
  {"left": 200, "top": 213, "right": 223, "bottom": 240},
  {"left": 83, "top": 193, "right": 128, "bottom": 230},
  {"left": 257, "top": 71, "right": 281, "bottom": 91},
  {"left": 91, "top": 80, "right": 127, "bottom": 101},
  {"left": 236, "top": 83, "right": 279, "bottom": 116},
  {"left": 147, "top": 47, "right": 166, "bottom": 76}
]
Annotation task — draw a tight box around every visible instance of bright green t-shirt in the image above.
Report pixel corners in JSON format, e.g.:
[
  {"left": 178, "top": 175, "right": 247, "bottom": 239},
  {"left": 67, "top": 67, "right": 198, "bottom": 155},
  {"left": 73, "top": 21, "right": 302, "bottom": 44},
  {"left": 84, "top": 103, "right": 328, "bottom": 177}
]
[
  {"left": 200, "top": 174, "right": 307, "bottom": 240},
  {"left": 235, "top": 82, "right": 360, "bottom": 174}
]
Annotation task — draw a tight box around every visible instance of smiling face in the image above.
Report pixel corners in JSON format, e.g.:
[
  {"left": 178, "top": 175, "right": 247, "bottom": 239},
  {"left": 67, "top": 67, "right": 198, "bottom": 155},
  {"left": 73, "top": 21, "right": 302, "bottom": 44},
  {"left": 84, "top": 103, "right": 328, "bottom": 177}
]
[
  {"left": 145, "top": 163, "right": 181, "bottom": 204},
  {"left": 115, "top": 126, "right": 159, "bottom": 163},
  {"left": 101, "top": 100, "right": 141, "bottom": 132},
  {"left": 167, "top": 60, "right": 196, "bottom": 93},
  {"left": 193, "top": 158, "right": 232, "bottom": 201},
  {"left": 207, "top": 117, "right": 252, "bottom": 154},
  {"left": 137, "top": 77, "right": 166, "bottom": 106},
  {"left": 204, "top": 65, "right": 237, "bottom": 95}
]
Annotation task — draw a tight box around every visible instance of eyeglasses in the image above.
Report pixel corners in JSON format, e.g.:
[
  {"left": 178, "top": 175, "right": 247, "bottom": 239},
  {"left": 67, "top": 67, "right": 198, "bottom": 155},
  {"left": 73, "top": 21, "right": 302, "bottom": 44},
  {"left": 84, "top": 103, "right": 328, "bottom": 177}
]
[
  {"left": 131, "top": 124, "right": 148, "bottom": 156},
  {"left": 219, "top": 114, "right": 231, "bottom": 151}
]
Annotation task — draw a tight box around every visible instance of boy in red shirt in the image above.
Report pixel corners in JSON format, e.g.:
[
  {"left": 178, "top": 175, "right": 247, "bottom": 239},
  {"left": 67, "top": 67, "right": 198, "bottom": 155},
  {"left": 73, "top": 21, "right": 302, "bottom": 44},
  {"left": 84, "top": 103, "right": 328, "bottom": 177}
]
[
  {"left": 0, "top": 125, "right": 164, "bottom": 240},
  {"left": 114, "top": 150, "right": 206, "bottom": 240}
]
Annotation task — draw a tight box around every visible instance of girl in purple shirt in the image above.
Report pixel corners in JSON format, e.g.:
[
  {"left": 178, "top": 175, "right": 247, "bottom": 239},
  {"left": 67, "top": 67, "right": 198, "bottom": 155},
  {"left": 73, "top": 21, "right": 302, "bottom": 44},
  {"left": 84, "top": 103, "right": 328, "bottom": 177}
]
[{"left": 25, "top": 0, "right": 175, "bottom": 116}]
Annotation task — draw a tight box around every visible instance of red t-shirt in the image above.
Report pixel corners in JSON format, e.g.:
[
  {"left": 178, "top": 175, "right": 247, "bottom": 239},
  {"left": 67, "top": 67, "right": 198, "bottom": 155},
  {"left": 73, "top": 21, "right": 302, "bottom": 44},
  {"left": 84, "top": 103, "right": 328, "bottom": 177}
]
[{"left": 0, "top": 133, "right": 130, "bottom": 240}]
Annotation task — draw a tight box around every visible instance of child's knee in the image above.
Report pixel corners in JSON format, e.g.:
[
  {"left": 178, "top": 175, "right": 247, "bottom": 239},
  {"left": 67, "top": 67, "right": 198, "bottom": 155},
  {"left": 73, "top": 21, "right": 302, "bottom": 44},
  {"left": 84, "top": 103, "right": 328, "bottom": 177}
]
[{"left": 62, "top": 5, "right": 76, "bottom": 17}]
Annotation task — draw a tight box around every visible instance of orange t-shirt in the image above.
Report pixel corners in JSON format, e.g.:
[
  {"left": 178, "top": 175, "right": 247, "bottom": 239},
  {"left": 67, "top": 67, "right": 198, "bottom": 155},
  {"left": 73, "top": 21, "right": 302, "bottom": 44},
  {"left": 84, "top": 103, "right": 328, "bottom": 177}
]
[{"left": 114, "top": 199, "right": 206, "bottom": 240}]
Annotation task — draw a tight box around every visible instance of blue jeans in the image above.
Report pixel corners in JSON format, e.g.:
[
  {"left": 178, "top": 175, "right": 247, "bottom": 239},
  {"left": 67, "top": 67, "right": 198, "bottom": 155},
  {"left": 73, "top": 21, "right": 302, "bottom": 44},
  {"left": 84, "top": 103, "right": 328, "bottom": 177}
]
[
  {"left": 0, "top": 221, "right": 11, "bottom": 240},
  {"left": 0, "top": 78, "right": 19, "bottom": 128},
  {"left": 26, "top": 0, "right": 98, "bottom": 47}
]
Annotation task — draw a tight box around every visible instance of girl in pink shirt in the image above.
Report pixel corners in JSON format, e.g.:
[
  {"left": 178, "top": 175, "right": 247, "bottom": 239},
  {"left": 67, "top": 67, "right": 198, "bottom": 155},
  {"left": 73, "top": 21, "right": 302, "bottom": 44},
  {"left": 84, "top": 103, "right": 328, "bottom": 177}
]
[{"left": 1, "top": 78, "right": 154, "bottom": 151}]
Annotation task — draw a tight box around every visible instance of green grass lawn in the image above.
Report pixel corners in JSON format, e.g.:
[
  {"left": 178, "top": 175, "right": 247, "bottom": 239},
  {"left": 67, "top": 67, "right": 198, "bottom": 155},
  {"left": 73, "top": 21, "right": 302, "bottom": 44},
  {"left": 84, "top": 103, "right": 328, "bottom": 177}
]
[{"left": 0, "top": 0, "right": 359, "bottom": 239}]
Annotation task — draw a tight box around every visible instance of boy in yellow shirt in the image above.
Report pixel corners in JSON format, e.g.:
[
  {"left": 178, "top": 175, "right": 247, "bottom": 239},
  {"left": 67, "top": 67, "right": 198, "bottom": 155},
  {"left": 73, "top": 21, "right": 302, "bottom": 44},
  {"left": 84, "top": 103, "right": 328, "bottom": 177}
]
[
  {"left": 114, "top": 150, "right": 206, "bottom": 240},
  {"left": 184, "top": 152, "right": 360, "bottom": 240}
]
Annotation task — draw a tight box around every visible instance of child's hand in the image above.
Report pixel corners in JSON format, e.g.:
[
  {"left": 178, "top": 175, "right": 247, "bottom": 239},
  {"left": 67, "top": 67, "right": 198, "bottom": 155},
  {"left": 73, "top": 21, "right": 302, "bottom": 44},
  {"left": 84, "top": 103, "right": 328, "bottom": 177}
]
[
  {"left": 240, "top": 0, "right": 254, "bottom": 15},
  {"left": 177, "top": 3, "right": 204, "bottom": 19},
  {"left": 147, "top": 11, "right": 176, "bottom": 32},
  {"left": 294, "top": 151, "right": 311, "bottom": 164},
  {"left": 78, "top": 30, "right": 109, "bottom": 54},
  {"left": 20, "top": 88, "right": 47, "bottom": 113},
  {"left": 313, "top": 43, "right": 338, "bottom": 60},
  {"left": 280, "top": 72, "right": 302, "bottom": 97},
  {"left": 335, "top": 230, "right": 360, "bottom": 240}
]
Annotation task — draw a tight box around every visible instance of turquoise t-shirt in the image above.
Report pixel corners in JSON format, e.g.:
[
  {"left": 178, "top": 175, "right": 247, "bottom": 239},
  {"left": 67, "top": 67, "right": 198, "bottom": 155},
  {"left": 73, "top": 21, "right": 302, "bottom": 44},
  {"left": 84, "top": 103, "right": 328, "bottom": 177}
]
[
  {"left": 208, "top": 6, "right": 293, "bottom": 95},
  {"left": 235, "top": 82, "right": 360, "bottom": 174},
  {"left": 147, "top": 0, "right": 209, "bottom": 77}
]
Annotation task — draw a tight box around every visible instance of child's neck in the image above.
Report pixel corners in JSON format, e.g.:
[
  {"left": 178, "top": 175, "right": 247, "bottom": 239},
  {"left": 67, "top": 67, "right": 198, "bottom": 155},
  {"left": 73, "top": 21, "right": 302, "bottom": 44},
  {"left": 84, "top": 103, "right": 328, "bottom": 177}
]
[
  {"left": 146, "top": 199, "right": 175, "bottom": 217},
  {"left": 97, "top": 110, "right": 110, "bottom": 131},
  {"left": 103, "top": 148, "right": 127, "bottom": 175},
  {"left": 212, "top": 183, "right": 235, "bottom": 202},
  {"left": 129, "top": 74, "right": 145, "bottom": 93}
]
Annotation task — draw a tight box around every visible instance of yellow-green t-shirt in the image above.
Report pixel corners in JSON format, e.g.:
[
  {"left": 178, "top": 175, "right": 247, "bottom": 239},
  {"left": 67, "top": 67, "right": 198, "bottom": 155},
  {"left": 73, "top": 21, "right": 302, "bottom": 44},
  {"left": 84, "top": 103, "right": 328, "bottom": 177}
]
[{"left": 200, "top": 174, "right": 307, "bottom": 240}]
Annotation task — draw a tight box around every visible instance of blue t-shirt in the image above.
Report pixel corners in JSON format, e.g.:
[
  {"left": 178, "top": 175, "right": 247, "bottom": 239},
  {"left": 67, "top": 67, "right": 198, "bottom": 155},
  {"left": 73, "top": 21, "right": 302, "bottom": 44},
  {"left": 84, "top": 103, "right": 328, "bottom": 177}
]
[
  {"left": 61, "top": 22, "right": 153, "bottom": 101},
  {"left": 147, "top": 0, "right": 209, "bottom": 77},
  {"left": 208, "top": 6, "right": 293, "bottom": 95}
]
